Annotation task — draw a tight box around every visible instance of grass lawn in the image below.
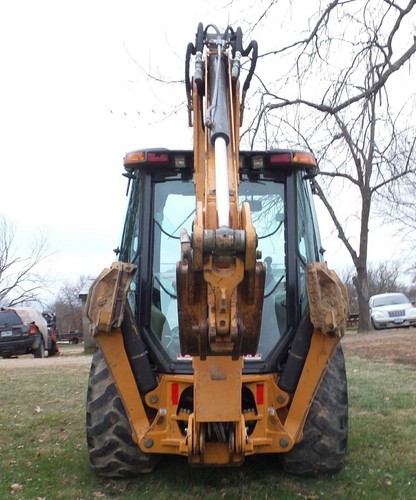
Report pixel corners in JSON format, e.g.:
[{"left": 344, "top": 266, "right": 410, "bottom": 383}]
[{"left": 0, "top": 346, "right": 415, "bottom": 499}]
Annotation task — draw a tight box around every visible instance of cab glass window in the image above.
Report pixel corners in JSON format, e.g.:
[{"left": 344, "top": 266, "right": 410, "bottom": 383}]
[
  {"left": 297, "top": 173, "right": 319, "bottom": 313},
  {"left": 120, "top": 176, "right": 141, "bottom": 263},
  {"left": 151, "top": 175, "right": 287, "bottom": 361}
]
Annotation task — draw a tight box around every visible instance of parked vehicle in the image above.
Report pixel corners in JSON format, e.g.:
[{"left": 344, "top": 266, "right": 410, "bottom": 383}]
[
  {"left": 369, "top": 293, "right": 416, "bottom": 330},
  {"left": 0, "top": 307, "right": 56, "bottom": 358}
]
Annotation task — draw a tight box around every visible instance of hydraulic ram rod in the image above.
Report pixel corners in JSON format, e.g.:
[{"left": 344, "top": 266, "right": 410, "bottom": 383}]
[
  {"left": 207, "top": 41, "right": 231, "bottom": 228},
  {"left": 214, "top": 136, "right": 230, "bottom": 227}
]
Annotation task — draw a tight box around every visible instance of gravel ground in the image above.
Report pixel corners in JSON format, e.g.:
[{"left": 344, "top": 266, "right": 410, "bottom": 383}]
[{"left": 0, "top": 344, "right": 91, "bottom": 371}]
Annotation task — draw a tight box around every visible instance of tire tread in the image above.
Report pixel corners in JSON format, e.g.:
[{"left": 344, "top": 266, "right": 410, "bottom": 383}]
[
  {"left": 279, "top": 344, "right": 348, "bottom": 475},
  {"left": 86, "top": 349, "right": 158, "bottom": 477}
]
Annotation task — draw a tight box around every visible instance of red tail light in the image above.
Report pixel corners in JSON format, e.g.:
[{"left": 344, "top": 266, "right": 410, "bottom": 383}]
[
  {"left": 29, "top": 324, "right": 37, "bottom": 336},
  {"left": 256, "top": 383, "right": 264, "bottom": 405},
  {"left": 171, "top": 383, "right": 179, "bottom": 405}
]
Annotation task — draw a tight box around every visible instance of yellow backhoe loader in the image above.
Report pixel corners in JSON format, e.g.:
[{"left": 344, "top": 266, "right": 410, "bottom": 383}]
[{"left": 85, "top": 23, "right": 349, "bottom": 476}]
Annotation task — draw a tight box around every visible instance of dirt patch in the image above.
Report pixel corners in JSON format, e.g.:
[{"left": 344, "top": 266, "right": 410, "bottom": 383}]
[
  {"left": 0, "top": 344, "right": 91, "bottom": 372},
  {"left": 1, "top": 329, "right": 415, "bottom": 370},
  {"left": 342, "top": 327, "right": 416, "bottom": 367}
]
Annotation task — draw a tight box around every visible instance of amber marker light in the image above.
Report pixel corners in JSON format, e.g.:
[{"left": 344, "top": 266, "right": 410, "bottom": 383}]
[
  {"left": 292, "top": 151, "right": 317, "bottom": 166},
  {"left": 123, "top": 150, "right": 146, "bottom": 167}
]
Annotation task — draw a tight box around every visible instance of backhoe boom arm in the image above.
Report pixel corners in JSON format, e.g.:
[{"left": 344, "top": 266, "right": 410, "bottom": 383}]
[{"left": 178, "top": 23, "right": 265, "bottom": 358}]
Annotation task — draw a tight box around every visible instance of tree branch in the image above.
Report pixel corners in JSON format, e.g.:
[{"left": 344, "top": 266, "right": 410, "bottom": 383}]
[{"left": 266, "top": 38, "right": 416, "bottom": 115}]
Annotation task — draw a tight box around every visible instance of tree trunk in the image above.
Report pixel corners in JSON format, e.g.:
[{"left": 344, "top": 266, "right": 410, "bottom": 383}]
[
  {"left": 354, "top": 267, "right": 370, "bottom": 332},
  {"left": 352, "top": 185, "right": 372, "bottom": 333}
]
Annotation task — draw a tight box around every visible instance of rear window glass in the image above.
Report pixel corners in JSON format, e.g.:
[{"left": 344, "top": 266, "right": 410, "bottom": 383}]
[{"left": 0, "top": 311, "right": 23, "bottom": 327}]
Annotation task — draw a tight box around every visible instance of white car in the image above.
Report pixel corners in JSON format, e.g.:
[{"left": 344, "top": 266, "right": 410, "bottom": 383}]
[{"left": 369, "top": 293, "right": 416, "bottom": 330}]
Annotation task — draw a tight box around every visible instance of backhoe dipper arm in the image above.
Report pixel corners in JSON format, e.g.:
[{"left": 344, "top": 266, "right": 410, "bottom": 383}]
[{"left": 178, "top": 24, "right": 265, "bottom": 359}]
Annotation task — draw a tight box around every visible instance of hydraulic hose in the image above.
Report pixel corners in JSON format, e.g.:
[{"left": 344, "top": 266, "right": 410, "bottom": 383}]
[
  {"left": 121, "top": 304, "right": 158, "bottom": 393},
  {"left": 278, "top": 311, "right": 314, "bottom": 393}
]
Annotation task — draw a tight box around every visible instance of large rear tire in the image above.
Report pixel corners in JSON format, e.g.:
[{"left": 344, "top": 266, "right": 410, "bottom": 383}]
[
  {"left": 279, "top": 344, "right": 348, "bottom": 475},
  {"left": 86, "top": 349, "right": 159, "bottom": 477}
]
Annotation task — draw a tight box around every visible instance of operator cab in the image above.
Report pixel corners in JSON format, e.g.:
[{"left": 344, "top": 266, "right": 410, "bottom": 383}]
[{"left": 119, "top": 149, "right": 323, "bottom": 373}]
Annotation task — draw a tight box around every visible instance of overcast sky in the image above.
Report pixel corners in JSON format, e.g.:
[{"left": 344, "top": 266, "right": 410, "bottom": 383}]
[
  {"left": 0, "top": 0, "right": 216, "bottom": 300},
  {"left": 0, "top": 1, "right": 410, "bottom": 304}
]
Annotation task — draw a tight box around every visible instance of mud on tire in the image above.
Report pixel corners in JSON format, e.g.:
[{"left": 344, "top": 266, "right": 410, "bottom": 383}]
[
  {"left": 279, "top": 344, "right": 348, "bottom": 475},
  {"left": 86, "top": 349, "right": 159, "bottom": 477}
]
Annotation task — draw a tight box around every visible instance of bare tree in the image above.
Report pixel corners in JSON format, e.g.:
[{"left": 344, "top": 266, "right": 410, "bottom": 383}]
[
  {"left": 247, "top": 0, "right": 416, "bottom": 331},
  {"left": 343, "top": 261, "right": 407, "bottom": 312},
  {"left": 127, "top": 2, "right": 415, "bottom": 332},
  {"left": 340, "top": 267, "right": 359, "bottom": 315},
  {"left": 52, "top": 275, "right": 92, "bottom": 335},
  {"left": 368, "top": 262, "right": 404, "bottom": 296},
  {"left": 380, "top": 154, "right": 416, "bottom": 248},
  {"left": 0, "top": 216, "right": 51, "bottom": 306}
]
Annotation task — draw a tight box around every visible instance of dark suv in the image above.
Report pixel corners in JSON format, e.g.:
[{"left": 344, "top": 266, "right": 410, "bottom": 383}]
[{"left": 0, "top": 307, "right": 55, "bottom": 358}]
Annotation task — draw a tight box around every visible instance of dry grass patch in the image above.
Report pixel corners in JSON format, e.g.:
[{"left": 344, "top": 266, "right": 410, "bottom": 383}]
[{"left": 0, "top": 335, "right": 415, "bottom": 499}]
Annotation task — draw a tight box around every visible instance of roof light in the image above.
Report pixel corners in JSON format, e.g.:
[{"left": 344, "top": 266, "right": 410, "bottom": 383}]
[
  {"left": 148, "top": 152, "right": 169, "bottom": 163},
  {"left": 292, "top": 151, "right": 317, "bottom": 166},
  {"left": 269, "top": 150, "right": 317, "bottom": 168},
  {"left": 270, "top": 152, "right": 292, "bottom": 164},
  {"left": 173, "top": 155, "right": 187, "bottom": 168},
  {"left": 123, "top": 150, "right": 145, "bottom": 167},
  {"left": 251, "top": 156, "right": 265, "bottom": 170}
]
